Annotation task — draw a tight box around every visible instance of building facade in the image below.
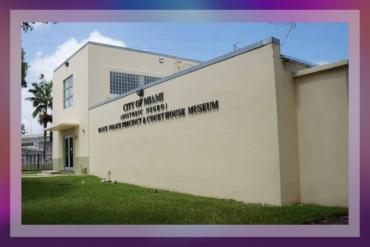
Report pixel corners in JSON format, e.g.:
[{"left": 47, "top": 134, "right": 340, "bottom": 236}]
[
  {"left": 21, "top": 133, "right": 52, "bottom": 156},
  {"left": 49, "top": 42, "right": 199, "bottom": 174},
  {"left": 48, "top": 38, "right": 348, "bottom": 207}
]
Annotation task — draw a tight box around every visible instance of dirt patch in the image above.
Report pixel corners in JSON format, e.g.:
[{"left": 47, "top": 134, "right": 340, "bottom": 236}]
[{"left": 304, "top": 213, "right": 348, "bottom": 225}]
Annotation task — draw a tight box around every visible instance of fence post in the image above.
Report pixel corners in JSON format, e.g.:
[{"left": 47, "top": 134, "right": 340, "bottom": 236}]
[{"left": 37, "top": 154, "right": 40, "bottom": 170}]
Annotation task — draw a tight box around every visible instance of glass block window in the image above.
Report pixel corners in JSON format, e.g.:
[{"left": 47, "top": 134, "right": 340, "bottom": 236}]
[
  {"left": 144, "top": 75, "right": 161, "bottom": 85},
  {"left": 110, "top": 71, "right": 161, "bottom": 95},
  {"left": 110, "top": 71, "right": 140, "bottom": 94},
  {"left": 63, "top": 75, "right": 73, "bottom": 108}
]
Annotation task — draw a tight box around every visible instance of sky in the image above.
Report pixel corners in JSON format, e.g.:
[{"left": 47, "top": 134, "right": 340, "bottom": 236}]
[{"left": 21, "top": 22, "right": 348, "bottom": 135}]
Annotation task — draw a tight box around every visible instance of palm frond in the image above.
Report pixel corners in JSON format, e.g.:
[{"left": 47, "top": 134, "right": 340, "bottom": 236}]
[{"left": 27, "top": 76, "right": 53, "bottom": 127}]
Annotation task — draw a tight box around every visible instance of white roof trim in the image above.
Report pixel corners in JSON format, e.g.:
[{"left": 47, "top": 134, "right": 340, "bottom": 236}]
[{"left": 44, "top": 123, "right": 79, "bottom": 131}]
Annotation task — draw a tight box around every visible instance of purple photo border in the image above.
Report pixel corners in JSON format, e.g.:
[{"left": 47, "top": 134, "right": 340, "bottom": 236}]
[{"left": 10, "top": 10, "right": 360, "bottom": 237}]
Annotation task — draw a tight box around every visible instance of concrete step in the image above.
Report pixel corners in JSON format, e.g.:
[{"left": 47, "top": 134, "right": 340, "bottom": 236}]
[{"left": 41, "top": 170, "right": 74, "bottom": 175}]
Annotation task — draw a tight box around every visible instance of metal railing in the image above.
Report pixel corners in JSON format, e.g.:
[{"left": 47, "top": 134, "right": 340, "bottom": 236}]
[{"left": 22, "top": 154, "right": 53, "bottom": 171}]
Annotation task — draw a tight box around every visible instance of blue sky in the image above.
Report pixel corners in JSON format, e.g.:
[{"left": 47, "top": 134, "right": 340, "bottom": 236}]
[{"left": 21, "top": 22, "right": 348, "bottom": 134}]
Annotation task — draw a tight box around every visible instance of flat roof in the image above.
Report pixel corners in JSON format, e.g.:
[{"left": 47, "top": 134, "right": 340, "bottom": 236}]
[
  {"left": 281, "top": 55, "right": 316, "bottom": 68},
  {"left": 89, "top": 36, "right": 281, "bottom": 110},
  {"left": 54, "top": 41, "right": 202, "bottom": 72},
  {"left": 293, "top": 60, "right": 348, "bottom": 77}
]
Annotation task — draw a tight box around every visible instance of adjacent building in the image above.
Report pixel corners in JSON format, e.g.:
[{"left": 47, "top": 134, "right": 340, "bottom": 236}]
[
  {"left": 21, "top": 133, "right": 52, "bottom": 156},
  {"left": 47, "top": 38, "right": 348, "bottom": 207},
  {"left": 21, "top": 133, "right": 52, "bottom": 169}
]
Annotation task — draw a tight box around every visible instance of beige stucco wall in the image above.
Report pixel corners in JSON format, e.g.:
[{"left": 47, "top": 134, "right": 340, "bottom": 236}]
[
  {"left": 52, "top": 46, "right": 90, "bottom": 173},
  {"left": 272, "top": 53, "right": 305, "bottom": 205},
  {"left": 52, "top": 39, "right": 348, "bottom": 207},
  {"left": 52, "top": 43, "right": 198, "bottom": 173},
  {"left": 87, "top": 43, "right": 199, "bottom": 107},
  {"left": 88, "top": 43, "right": 287, "bottom": 205},
  {"left": 294, "top": 66, "right": 348, "bottom": 207}
]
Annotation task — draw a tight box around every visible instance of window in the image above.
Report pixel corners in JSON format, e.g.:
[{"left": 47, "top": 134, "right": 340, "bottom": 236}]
[
  {"left": 110, "top": 71, "right": 161, "bottom": 95},
  {"left": 110, "top": 71, "right": 139, "bottom": 95},
  {"left": 63, "top": 75, "right": 73, "bottom": 108},
  {"left": 144, "top": 75, "right": 161, "bottom": 85}
]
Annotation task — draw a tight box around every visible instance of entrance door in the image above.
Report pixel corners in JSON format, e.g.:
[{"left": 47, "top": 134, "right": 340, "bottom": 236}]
[{"left": 64, "top": 136, "right": 73, "bottom": 170}]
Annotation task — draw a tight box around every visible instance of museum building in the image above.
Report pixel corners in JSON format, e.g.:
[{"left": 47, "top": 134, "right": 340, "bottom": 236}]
[{"left": 47, "top": 37, "right": 348, "bottom": 206}]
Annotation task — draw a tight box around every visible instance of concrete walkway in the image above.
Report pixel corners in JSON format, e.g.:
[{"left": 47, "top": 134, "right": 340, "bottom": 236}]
[{"left": 22, "top": 170, "right": 75, "bottom": 178}]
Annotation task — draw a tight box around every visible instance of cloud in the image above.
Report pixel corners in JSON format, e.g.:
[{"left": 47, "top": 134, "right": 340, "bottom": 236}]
[
  {"left": 23, "top": 30, "right": 126, "bottom": 134},
  {"left": 29, "top": 30, "right": 126, "bottom": 81},
  {"left": 82, "top": 30, "right": 126, "bottom": 47},
  {"left": 314, "top": 60, "right": 331, "bottom": 66}
]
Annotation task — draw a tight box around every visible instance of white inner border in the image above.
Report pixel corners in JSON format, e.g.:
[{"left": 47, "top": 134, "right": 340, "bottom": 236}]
[{"left": 10, "top": 10, "right": 360, "bottom": 237}]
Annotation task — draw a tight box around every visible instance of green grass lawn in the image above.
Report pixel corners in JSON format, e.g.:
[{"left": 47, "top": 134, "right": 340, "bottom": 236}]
[{"left": 22, "top": 175, "right": 347, "bottom": 224}]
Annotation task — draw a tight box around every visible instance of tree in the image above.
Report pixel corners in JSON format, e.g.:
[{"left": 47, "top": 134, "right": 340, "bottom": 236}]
[
  {"left": 21, "top": 48, "right": 29, "bottom": 88},
  {"left": 21, "top": 22, "right": 52, "bottom": 88},
  {"left": 21, "top": 22, "right": 35, "bottom": 88},
  {"left": 26, "top": 74, "right": 53, "bottom": 161},
  {"left": 22, "top": 22, "right": 36, "bottom": 32}
]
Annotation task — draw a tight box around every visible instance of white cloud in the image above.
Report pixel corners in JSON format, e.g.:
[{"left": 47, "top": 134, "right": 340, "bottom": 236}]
[
  {"left": 315, "top": 60, "right": 331, "bottom": 66},
  {"left": 82, "top": 30, "right": 126, "bottom": 47},
  {"left": 29, "top": 30, "right": 126, "bottom": 81},
  {"left": 23, "top": 30, "right": 126, "bottom": 134}
]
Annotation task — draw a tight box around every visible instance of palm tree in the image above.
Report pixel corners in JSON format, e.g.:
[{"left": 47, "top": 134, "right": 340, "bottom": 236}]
[
  {"left": 21, "top": 48, "right": 29, "bottom": 88},
  {"left": 26, "top": 74, "right": 53, "bottom": 162}
]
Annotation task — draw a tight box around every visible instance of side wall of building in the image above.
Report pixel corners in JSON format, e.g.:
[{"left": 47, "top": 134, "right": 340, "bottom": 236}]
[
  {"left": 272, "top": 51, "right": 304, "bottom": 205},
  {"left": 88, "top": 43, "right": 285, "bottom": 205},
  {"left": 294, "top": 66, "right": 348, "bottom": 207},
  {"left": 52, "top": 47, "right": 90, "bottom": 173},
  {"left": 87, "top": 44, "right": 199, "bottom": 107}
]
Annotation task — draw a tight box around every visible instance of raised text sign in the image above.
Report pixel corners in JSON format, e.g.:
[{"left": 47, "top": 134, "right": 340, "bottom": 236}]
[{"left": 97, "top": 92, "right": 219, "bottom": 133}]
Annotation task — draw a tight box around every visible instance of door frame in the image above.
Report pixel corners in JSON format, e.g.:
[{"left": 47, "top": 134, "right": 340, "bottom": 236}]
[{"left": 64, "top": 135, "right": 74, "bottom": 170}]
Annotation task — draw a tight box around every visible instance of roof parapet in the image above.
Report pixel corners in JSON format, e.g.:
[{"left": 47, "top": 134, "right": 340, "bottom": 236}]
[
  {"left": 293, "top": 60, "right": 348, "bottom": 77},
  {"left": 53, "top": 41, "right": 202, "bottom": 72},
  {"left": 281, "top": 55, "right": 317, "bottom": 68}
]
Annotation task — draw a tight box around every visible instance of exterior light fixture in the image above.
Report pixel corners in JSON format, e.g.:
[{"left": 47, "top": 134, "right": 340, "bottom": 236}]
[
  {"left": 65, "top": 61, "right": 69, "bottom": 67},
  {"left": 159, "top": 58, "right": 164, "bottom": 63},
  {"left": 137, "top": 89, "right": 144, "bottom": 97}
]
